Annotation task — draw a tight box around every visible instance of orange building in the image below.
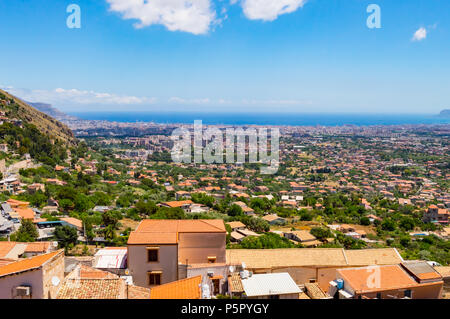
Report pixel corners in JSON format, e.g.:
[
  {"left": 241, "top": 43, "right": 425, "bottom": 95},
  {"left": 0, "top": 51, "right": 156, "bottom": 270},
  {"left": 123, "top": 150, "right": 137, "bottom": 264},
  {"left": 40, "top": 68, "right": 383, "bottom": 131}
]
[
  {"left": 127, "top": 219, "right": 226, "bottom": 289},
  {"left": 330, "top": 262, "right": 443, "bottom": 299}
]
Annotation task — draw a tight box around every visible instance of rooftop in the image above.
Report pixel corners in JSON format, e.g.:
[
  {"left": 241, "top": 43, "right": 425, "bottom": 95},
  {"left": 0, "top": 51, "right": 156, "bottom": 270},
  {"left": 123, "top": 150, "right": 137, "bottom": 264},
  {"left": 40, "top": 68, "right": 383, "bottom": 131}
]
[
  {"left": 57, "top": 265, "right": 126, "bottom": 299},
  {"left": 337, "top": 264, "right": 433, "bottom": 293},
  {"left": 150, "top": 275, "right": 202, "bottom": 299},
  {"left": 226, "top": 248, "right": 403, "bottom": 269},
  {"left": 128, "top": 219, "right": 226, "bottom": 245},
  {"left": 0, "top": 250, "right": 62, "bottom": 278},
  {"left": 240, "top": 273, "right": 301, "bottom": 297}
]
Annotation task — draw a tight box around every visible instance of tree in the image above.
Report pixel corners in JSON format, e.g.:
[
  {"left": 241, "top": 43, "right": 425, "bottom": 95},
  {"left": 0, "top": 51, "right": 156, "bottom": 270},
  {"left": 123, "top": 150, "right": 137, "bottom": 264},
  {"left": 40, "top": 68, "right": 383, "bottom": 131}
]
[
  {"left": 74, "top": 194, "right": 93, "bottom": 212},
  {"left": 249, "top": 197, "right": 271, "bottom": 212},
  {"left": 135, "top": 200, "right": 157, "bottom": 216},
  {"left": 104, "top": 225, "right": 117, "bottom": 241},
  {"left": 54, "top": 225, "right": 78, "bottom": 249},
  {"left": 150, "top": 207, "right": 186, "bottom": 220},
  {"left": 381, "top": 219, "right": 396, "bottom": 231},
  {"left": 11, "top": 219, "right": 38, "bottom": 242},
  {"left": 244, "top": 217, "right": 270, "bottom": 233},
  {"left": 399, "top": 217, "right": 415, "bottom": 231},
  {"left": 310, "top": 227, "right": 333, "bottom": 240},
  {"left": 90, "top": 192, "right": 111, "bottom": 206},
  {"left": 191, "top": 193, "right": 215, "bottom": 208},
  {"left": 360, "top": 216, "right": 371, "bottom": 226},
  {"left": 102, "top": 211, "right": 119, "bottom": 229},
  {"left": 227, "top": 204, "right": 243, "bottom": 217},
  {"left": 59, "top": 199, "right": 74, "bottom": 211},
  {"left": 400, "top": 236, "right": 411, "bottom": 247},
  {"left": 238, "top": 232, "right": 295, "bottom": 249}
]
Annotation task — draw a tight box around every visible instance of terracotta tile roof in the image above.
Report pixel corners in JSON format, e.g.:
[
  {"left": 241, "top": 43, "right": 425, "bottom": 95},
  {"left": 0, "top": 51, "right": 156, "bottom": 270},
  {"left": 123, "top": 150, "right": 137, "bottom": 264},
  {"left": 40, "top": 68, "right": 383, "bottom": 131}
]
[
  {"left": 0, "top": 242, "right": 17, "bottom": 258},
  {"left": 127, "top": 285, "right": 151, "bottom": 299},
  {"left": 136, "top": 219, "right": 225, "bottom": 233},
  {"left": 79, "top": 264, "right": 119, "bottom": 279},
  {"left": 344, "top": 248, "right": 403, "bottom": 265},
  {"left": 0, "top": 258, "right": 14, "bottom": 266},
  {"left": 227, "top": 248, "right": 348, "bottom": 268},
  {"left": 161, "top": 200, "right": 193, "bottom": 208},
  {"left": 57, "top": 265, "right": 126, "bottom": 299},
  {"left": 0, "top": 250, "right": 62, "bottom": 277},
  {"left": 262, "top": 214, "right": 284, "bottom": 222},
  {"left": 226, "top": 248, "right": 403, "bottom": 269},
  {"left": 304, "top": 282, "right": 329, "bottom": 299},
  {"left": 435, "top": 266, "right": 450, "bottom": 278},
  {"left": 6, "top": 199, "right": 29, "bottom": 207},
  {"left": 287, "top": 230, "right": 316, "bottom": 242},
  {"left": 57, "top": 278, "right": 126, "bottom": 299},
  {"left": 299, "top": 292, "right": 311, "bottom": 299},
  {"left": 128, "top": 232, "right": 178, "bottom": 244},
  {"left": 226, "top": 221, "right": 246, "bottom": 229},
  {"left": 228, "top": 273, "right": 244, "bottom": 293},
  {"left": 337, "top": 265, "right": 421, "bottom": 293},
  {"left": 129, "top": 219, "right": 225, "bottom": 244},
  {"left": 241, "top": 206, "right": 254, "bottom": 213},
  {"left": 24, "top": 242, "right": 51, "bottom": 253},
  {"left": 13, "top": 207, "right": 35, "bottom": 220},
  {"left": 60, "top": 217, "right": 83, "bottom": 229},
  {"left": 150, "top": 275, "right": 202, "bottom": 299}
]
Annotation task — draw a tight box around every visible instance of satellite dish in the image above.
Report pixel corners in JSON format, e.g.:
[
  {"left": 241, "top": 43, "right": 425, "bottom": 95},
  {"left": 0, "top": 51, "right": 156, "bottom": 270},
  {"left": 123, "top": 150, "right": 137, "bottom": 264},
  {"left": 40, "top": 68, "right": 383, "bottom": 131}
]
[
  {"left": 241, "top": 262, "right": 246, "bottom": 270},
  {"left": 125, "top": 269, "right": 130, "bottom": 275},
  {"left": 229, "top": 266, "right": 235, "bottom": 273},
  {"left": 51, "top": 276, "right": 60, "bottom": 287}
]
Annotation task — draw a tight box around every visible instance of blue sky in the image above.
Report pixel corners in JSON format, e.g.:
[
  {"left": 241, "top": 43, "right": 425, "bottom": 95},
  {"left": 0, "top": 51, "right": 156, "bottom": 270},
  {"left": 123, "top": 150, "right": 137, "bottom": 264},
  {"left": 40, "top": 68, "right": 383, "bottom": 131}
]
[{"left": 0, "top": 0, "right": 449, "bottom": 114}]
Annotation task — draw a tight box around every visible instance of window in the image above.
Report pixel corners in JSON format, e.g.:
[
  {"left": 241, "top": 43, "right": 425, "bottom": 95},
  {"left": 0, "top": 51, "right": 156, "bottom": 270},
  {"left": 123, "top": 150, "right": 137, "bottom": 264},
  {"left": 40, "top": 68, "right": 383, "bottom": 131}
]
[
  {"left": 376, "top": 293, "right": 382, "bottom": 299},
  {"left": 207, "top": 256, "right": 216, "bottom": 263},
  {"left": 148, "top": 272, "right": 162, "bottom": 286},
  {"left": 404, "top": 290, "right": 412, "bottom": 298},
  {"left": 269, "top": 295, "right": 280, "bottom": 299},
  {"left": 147, "top": 248, "right": 159, "bottom": 262},
  {"left": 309, "top": 278, "right": 317, "bottom": 283}
]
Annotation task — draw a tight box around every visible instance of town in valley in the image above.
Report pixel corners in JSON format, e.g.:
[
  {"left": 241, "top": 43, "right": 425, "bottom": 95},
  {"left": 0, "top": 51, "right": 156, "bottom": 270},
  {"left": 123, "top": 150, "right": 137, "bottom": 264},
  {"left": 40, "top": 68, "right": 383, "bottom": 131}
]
[{"left": 0, "top": 90, "right": 448, "bottom": 300}]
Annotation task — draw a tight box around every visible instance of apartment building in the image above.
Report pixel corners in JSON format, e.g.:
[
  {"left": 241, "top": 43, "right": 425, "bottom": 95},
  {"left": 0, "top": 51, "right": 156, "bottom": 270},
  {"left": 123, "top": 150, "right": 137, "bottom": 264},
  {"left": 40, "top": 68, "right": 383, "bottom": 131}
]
[
  {"left": 226, "top": 248, "right": 404, "bottom": 291},
  {"left": 127, "top": 219, "right": 226, "bottom": 289},
  {"left": 424, "top": 205, "right": 449, "bottom": 225},
  {"left": 0, "top": 250, "right": 64, "bottom": 299},
  {"left": 329, "top": 262, "right": 443, "bottom": 299}
]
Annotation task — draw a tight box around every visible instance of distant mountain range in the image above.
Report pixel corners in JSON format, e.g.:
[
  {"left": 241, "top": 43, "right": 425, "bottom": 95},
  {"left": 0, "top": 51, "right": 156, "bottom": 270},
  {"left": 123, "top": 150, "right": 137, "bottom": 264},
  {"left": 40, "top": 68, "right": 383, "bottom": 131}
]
[
  {"left": 27, "top": 102, "right": 78, "bottom": 121},
  {"left": 439, "top": 109, "right": 450, "bottom": 117}
]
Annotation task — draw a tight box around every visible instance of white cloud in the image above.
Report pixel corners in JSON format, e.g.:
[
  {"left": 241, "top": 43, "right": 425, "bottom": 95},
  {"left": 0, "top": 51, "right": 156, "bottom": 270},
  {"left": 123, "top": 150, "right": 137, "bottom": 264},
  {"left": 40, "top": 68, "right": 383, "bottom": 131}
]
[
  {"left": 412, "top": 27, "right": 427, "bottom": 41},
  {"left": 242, "top": 98, "right": 312, "bottom": 105},
  {"left": 1, "top": 86, "right": 157, "bottom": 105},
  {"left": 106, "top": 0, "right": 217, "bottom": 35},
  {"left": 237, "top": 0, "right": 307, "bottom": 21},
  {"left": 168, "top": 96, "right": 213, "bottom": 104}
]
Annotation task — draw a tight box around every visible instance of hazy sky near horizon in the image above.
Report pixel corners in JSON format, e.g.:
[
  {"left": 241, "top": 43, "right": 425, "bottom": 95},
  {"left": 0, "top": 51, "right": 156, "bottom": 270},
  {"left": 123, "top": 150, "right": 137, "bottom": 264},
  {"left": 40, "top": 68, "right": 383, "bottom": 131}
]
[{"left": 0, "top": 0, "right": 449, "bottom": 114}]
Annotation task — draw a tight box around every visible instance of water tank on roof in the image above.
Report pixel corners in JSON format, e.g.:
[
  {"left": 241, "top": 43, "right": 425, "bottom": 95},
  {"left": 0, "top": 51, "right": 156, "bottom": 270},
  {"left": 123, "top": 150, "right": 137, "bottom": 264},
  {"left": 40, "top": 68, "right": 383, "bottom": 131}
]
[{"left": 336, "top": 279, "right": 344, "bottom": 290}]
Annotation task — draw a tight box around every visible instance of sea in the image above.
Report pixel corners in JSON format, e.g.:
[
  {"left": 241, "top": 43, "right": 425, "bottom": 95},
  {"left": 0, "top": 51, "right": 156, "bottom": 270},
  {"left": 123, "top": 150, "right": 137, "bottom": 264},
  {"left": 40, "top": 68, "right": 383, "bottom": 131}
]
[{"left": 69, "top": 112, "right": 450, "bottom": 127}]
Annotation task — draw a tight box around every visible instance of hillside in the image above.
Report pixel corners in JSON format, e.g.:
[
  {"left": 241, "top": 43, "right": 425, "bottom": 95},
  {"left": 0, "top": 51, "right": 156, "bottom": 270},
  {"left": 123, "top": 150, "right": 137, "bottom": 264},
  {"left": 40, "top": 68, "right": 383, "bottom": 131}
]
[
  {"left": 27, "top": 102, "right": 78, "bottom": 121},
  {"left": 0, "top": 89, "right": 76, "bottom": 145}
]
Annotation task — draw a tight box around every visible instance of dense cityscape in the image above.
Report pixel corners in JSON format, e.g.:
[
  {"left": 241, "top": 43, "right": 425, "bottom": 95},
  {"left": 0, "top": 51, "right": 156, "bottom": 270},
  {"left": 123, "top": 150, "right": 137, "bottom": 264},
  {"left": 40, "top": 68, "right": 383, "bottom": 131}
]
[
  {"left": 0, "top": 89, "right": 449, "bottom": 299},
  {"left": 0, "top": 0, "right": 449, "bottom": 310}
]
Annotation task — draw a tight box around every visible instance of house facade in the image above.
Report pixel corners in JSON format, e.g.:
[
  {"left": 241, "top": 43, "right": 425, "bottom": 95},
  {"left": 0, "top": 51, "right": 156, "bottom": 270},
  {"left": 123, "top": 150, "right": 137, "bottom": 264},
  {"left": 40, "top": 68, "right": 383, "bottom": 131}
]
[{"left": 127, "top": 219, "right": 226, "bottom": 288}]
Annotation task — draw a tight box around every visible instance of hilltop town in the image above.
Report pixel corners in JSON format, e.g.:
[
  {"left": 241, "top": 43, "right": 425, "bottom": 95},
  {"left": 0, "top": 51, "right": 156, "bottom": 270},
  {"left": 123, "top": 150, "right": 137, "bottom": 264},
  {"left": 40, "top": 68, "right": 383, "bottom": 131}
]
[{"left": 0, "top": 92, "right": 449, "bottom": 299}]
